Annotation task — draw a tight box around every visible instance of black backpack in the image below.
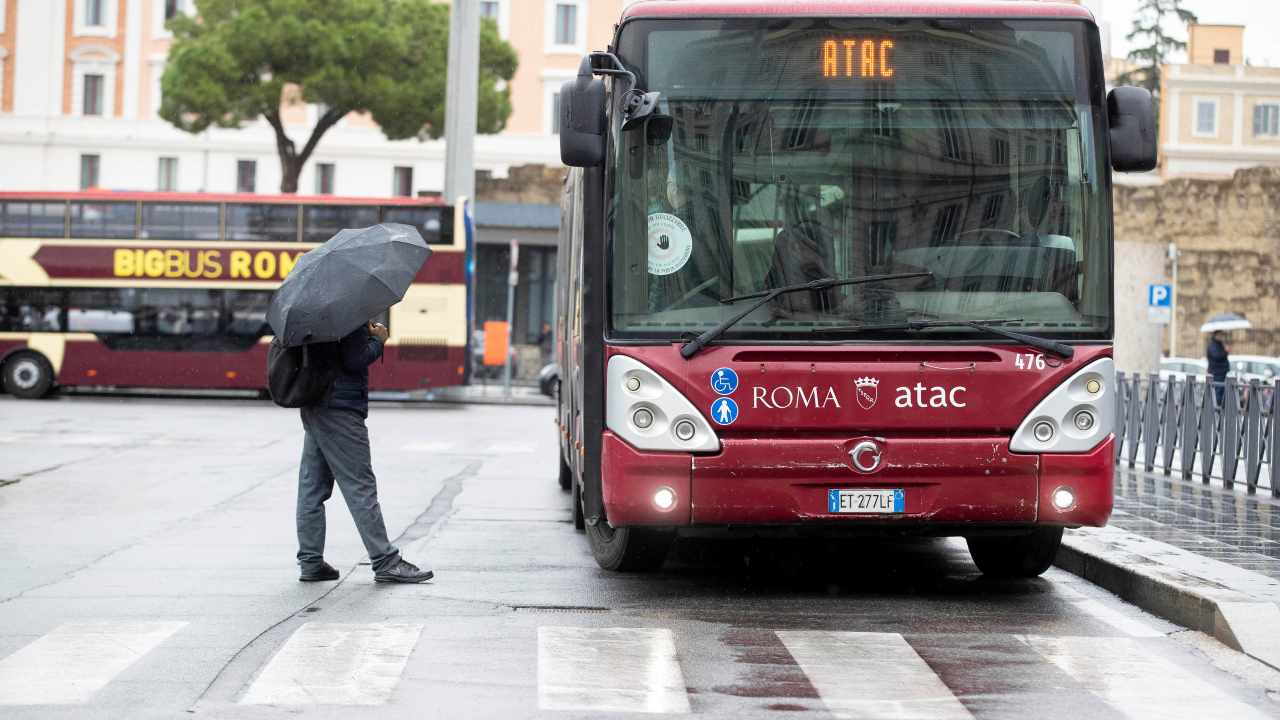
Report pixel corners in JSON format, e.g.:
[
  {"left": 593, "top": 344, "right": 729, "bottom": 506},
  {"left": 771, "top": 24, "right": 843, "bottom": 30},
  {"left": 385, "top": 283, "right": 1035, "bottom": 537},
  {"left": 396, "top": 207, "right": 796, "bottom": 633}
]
[{"left": 266, "top": 337, "right": 340, "bottom": 408}]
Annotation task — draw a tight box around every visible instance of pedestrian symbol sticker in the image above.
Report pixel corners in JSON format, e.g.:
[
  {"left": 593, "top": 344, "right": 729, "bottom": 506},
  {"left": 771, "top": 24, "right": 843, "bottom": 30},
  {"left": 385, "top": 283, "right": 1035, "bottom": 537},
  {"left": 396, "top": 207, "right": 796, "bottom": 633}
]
[
  {"left": 711, "top": 367, "right": 738, "bottom": 395},
  {"left": 710, "top": 397, "right": 739, "bottom": 425}
]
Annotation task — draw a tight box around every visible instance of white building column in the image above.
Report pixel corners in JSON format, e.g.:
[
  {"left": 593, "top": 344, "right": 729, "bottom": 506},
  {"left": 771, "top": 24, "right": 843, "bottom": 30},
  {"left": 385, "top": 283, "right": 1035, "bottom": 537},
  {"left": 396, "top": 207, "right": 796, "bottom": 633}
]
[{"left": 122, "top": 0, "right": 143, "bottom": 120}]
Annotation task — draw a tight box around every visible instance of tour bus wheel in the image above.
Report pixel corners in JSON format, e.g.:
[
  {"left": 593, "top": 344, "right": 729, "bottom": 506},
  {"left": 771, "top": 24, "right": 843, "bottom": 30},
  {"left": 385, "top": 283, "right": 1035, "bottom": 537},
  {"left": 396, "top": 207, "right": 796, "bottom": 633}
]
[
  {"left": 3, "top": 351, "right": 55, "bottom": 399},
  {"left": 966, "top": 526, "right": 1064, "bottom": 578},
  {"left": 558, "top": 453, "right": 573, "bottom": 491},
  {"left": 586, "top": 519, "right": 674, "bottom": 572},
  {"left": 572, "top": 477, "right": 585, "bottom": 531}
]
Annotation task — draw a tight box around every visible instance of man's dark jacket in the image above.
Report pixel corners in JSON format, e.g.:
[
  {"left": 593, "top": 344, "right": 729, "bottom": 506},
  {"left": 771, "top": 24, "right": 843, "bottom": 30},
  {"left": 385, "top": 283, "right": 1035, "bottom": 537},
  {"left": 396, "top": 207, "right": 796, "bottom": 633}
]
[
  {"left": 325, "top": 325, "right": 383, "bottom": 417},
  {"left": 1207, "top": 337, "right": 1230, "bottom": 379}
]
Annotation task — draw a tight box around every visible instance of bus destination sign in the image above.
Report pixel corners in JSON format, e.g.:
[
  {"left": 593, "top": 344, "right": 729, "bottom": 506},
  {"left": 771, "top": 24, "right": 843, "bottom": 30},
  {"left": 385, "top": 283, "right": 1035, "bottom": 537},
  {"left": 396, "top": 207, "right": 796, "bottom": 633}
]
[{"left": 820, "top": 39, "right": 895, "bottom": 79}]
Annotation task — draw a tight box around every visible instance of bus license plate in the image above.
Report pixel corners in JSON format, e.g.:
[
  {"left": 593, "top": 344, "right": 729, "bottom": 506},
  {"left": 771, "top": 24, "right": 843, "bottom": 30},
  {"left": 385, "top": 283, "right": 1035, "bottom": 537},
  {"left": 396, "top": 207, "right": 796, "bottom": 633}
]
[{"left": 828, "top": 489, "right": 904, "bottom": 514}]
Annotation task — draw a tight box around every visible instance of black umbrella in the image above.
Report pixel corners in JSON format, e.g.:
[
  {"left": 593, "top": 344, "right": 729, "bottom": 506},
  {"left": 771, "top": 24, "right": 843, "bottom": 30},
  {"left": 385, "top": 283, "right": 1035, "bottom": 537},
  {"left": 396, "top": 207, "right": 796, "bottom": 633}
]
[{"left": 267, "top": 223, "right": 430, "bottom": 346}]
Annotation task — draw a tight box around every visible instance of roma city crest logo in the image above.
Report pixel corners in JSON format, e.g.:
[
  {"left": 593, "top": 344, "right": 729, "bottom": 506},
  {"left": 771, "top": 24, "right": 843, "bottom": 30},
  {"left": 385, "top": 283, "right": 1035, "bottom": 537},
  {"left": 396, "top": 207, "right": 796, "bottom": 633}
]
[{"left": 854, "top": 376, "right": 879, "bottom": 410}]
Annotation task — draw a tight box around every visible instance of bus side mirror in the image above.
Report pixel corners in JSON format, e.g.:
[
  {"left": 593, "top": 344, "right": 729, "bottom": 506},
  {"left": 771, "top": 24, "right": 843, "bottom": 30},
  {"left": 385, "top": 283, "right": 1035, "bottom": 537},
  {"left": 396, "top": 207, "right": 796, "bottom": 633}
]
[
  {"left": 560, "top": 57, "right": 607, "bottom": 168},
  {"left": 1108, "top": 86, "right": 1157, "bottom": 172}
]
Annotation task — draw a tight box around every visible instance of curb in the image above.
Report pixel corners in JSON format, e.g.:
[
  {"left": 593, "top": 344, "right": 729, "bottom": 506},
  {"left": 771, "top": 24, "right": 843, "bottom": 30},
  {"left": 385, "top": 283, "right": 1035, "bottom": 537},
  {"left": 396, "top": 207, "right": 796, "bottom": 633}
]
[{"left": 1056, "top": 531, "right": 1280, "bottom": 671}]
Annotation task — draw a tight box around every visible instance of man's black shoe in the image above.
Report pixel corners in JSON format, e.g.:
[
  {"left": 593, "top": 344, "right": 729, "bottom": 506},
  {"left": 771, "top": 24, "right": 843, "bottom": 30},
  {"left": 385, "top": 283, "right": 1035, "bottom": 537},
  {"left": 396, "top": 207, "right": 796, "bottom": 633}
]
[
  {"left": 374, "top": 559, "right": 434, "bottom": 584},
  {"left": 299, "top": 561, "right": 341, "bottom": 582}
]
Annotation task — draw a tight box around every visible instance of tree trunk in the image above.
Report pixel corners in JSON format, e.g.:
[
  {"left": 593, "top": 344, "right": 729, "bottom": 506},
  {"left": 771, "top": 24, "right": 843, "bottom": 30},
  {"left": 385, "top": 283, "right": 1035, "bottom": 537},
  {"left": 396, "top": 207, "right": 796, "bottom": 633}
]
[
  {"left": 265, "top": 108, "right": 345, "bottom": 195},
  {"left": 279, "top": 155, "right": 302, "bottom": 194}
]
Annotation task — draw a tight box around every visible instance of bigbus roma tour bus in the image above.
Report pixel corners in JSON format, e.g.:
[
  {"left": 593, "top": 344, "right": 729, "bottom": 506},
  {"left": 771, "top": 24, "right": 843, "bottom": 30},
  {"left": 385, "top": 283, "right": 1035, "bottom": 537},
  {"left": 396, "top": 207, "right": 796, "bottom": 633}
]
[
  {"left": 552, "top": 0, "right": 1156, "bottom": 576},
  {"left": 0, "top": 192, "right": 471, "bottom": 398}
]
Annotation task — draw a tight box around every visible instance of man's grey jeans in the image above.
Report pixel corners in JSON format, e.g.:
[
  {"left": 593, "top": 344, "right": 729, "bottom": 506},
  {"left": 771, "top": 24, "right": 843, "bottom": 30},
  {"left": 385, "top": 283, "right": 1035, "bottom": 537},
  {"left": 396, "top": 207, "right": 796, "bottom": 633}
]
[{"left": 297, "top": 405, "right": 400, "bottom": 573}]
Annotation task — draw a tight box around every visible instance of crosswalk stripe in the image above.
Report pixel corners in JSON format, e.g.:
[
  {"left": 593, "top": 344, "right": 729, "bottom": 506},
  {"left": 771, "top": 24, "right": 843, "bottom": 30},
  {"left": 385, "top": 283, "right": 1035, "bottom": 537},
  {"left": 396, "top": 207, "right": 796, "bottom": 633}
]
[
  {"left": 776, "top": 631, "right": 973, "bottom": 720},
  {"left": 1024, "top": 635, "right": 1273, "bottom": 720},
  {"left": 240, "top": 622, "right": 423, "bottom": 706},
  {"left": 0, "top": 621, "right": 187, "bottom": 705},
  {"left": 537, "top": 626, "right": 691, "bottom": 714}
]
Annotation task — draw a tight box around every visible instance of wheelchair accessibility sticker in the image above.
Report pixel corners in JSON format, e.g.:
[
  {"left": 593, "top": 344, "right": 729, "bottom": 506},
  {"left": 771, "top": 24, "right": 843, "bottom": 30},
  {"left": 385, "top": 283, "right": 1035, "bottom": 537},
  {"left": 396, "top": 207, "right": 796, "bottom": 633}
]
[
  {"left": 711, "top": 367, "right": 739, "bottom": 395},
  {"left": 710, "top": 397, "right": 739, "bottom": 426}
]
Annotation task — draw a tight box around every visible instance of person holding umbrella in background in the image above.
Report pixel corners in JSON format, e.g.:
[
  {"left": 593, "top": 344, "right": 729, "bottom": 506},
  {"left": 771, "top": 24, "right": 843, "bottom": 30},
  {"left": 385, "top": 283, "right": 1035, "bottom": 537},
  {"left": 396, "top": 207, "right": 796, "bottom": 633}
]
[
  {"left": 267, "top": 224, "right": 434, "bottom": 584},
  {"left": 1201, "top": 312, "right": 1251, "bottom": 407}
]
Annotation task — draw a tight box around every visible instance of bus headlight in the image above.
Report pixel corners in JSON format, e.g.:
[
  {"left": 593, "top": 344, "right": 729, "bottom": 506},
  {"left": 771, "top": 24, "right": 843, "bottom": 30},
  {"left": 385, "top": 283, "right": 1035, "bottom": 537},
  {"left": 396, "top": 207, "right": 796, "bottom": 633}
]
[
  {"left": 1011, "top": 357, "right": 1114, "bottom": 454},
  {"left": 607, "top": 355, "right": 720, "bottom": 453}
]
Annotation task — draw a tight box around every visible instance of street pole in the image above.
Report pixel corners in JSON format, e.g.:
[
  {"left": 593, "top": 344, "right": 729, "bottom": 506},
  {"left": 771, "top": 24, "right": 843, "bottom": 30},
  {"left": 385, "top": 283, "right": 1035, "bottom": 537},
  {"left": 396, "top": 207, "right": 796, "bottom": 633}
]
[
  {"left": 503, "top": 239, "right": 519, "bottom": 398},
  {"left": 1168, "top": 242, "right": 1179, "bottom": 358},
  {"left": 443, "top": 0, "right": 479, "bottom": 204}
]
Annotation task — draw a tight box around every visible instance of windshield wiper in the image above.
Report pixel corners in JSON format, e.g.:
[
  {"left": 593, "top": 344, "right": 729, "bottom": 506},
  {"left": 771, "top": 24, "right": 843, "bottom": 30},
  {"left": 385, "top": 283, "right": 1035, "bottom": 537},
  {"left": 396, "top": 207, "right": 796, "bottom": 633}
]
[
  {"left": 833, "top": 318, "right": 1075, "bottom": 359},
  {"left": 678, "top": 271, "right": 932, "bottom": 359}
]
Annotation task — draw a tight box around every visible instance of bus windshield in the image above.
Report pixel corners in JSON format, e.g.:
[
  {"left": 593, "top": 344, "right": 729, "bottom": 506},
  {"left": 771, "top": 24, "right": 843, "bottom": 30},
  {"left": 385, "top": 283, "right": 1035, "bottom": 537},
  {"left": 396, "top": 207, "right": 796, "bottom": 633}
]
[{"left": 609, "top": 18, "right": 1110, "bottom": 342}]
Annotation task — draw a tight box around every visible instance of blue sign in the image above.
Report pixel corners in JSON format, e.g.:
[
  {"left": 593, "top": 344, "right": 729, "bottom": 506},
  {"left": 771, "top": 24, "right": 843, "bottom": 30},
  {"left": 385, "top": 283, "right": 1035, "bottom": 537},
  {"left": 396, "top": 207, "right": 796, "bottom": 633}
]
[
  {"left": 710, "top": 397, "right": 739, "bottom": 425},
  {"left": 711, "top": 367, "right": 739, "bottom": 395},
  {"left": 1148, "top": 284, "right": 1171, "bottom": 307}
]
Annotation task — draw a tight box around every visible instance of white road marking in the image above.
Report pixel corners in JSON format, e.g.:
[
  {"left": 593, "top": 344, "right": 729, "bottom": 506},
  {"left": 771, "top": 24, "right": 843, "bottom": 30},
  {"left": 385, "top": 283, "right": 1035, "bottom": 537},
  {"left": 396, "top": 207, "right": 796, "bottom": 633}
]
[
  {"left": 1025, "top": 635, "right": 1273, "bottom": 720},
  {"left": 1069, "top": 599, "right": 1165, "bottom": 638},
  {"left": 777, "top": 631, "right": 973, "bottom": 720},
  {"left": 537, "top": 626, "right": 691, "bottom": 714},
  {"left": 0, "top": 621, "right": 187, "bottom": 705},
  {"left": 484, "top": 442, "right": 537, "bottom": 455},
  {"left": 240, "top": 622, "right": 423, "bottom": 706}
]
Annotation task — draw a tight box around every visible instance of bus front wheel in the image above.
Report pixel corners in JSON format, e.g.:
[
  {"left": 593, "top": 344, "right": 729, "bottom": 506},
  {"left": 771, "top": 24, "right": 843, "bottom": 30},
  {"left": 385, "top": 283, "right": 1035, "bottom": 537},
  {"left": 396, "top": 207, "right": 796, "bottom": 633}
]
[
  {"left": 586, "top": 520, "right": 673, "bottom": 572},
  {"left": 3, "top": 351, "right": 55, "bottom": 399},
  {"left": 966, "top": 527, "right": 1063, "bottom": 578}
]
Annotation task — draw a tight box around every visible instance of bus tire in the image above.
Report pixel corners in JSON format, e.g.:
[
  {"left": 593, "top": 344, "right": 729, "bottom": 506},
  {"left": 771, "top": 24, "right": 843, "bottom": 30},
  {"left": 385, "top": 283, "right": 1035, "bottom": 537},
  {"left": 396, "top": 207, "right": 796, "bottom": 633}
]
[
  {"left": 558, "top": 454, "right": 572, "bottom": 491},
  {"left": 966, "top": 527, "right": 1063, "bottom": 578},
  {"left": 572, "top": 477, "right": 585, "bottom": 531},
  {"left": 3, "top": 351, "right": 55, "bottom": 399},
  {"left": 586, "top": 521, "right": 673, "bottom": 572}
]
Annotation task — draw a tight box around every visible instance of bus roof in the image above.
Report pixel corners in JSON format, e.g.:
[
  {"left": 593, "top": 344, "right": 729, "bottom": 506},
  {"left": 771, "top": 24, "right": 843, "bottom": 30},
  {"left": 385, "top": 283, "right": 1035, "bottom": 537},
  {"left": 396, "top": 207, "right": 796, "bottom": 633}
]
[
  {"left": 0, "top": 191, "right": 449, "bottom": 207},
  {"left": 622, "top": 0, "right": 1095, "bottom": 21}
]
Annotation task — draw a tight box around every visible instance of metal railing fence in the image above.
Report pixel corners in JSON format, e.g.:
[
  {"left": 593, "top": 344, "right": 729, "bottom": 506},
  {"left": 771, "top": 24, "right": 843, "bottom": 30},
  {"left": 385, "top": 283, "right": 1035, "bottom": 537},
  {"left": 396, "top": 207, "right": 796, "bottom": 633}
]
[{"left": 1115, "top": 373, "right": 1278, "bottom": 495}]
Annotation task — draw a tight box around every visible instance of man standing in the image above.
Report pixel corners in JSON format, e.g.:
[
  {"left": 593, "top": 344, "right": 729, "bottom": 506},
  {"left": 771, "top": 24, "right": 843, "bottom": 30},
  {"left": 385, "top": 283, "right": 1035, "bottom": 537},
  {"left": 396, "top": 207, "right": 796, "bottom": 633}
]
[
  {"left": 1206, "top": 330, "right": 1230, "bottom": 406},
  {"left": 296, "top": 320, "right": 433, "bottom": 583}
]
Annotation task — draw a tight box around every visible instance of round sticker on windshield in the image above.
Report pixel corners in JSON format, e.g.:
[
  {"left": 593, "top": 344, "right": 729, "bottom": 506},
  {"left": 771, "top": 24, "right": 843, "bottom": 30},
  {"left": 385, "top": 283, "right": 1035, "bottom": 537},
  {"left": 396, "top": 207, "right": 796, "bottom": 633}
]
[{"left": 647, "top": 213, "right": 692, "bottom": 276}]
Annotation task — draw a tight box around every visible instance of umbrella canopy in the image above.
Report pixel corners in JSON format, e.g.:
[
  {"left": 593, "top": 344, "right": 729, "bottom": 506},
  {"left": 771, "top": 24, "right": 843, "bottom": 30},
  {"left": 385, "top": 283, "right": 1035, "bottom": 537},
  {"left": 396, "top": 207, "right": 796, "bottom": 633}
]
[
  {"left": 1200, "top": 313, "right": 1252, "bottom": 333},
  {"left": 267, "top": 223, "right": 430, "bottom": 346}
]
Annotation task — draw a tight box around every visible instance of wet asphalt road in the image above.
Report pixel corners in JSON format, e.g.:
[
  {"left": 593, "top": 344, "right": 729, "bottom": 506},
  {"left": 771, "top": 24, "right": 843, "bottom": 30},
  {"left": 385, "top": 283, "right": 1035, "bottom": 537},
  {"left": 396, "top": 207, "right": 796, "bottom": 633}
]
[{"left": 1, "top": 395, "right": 1279, "bottom": 719}]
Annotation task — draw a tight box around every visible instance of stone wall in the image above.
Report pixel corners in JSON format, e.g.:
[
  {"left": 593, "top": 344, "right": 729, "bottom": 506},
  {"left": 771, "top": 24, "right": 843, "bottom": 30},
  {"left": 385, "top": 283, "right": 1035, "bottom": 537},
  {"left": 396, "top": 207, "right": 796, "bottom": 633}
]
[
  {"left": 1114, "top": 166, "right": 1280, "bottom": 359},
  {"left": 475, "top": 164, "right": 565, "bottom": 204}
]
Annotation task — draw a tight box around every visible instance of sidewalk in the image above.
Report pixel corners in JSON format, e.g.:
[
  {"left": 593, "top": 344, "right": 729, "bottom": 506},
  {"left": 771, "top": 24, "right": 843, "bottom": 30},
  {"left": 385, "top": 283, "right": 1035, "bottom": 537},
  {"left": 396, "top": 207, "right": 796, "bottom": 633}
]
[{"left": 1058, "top": 467, "right": 1280, "bottom": 669}]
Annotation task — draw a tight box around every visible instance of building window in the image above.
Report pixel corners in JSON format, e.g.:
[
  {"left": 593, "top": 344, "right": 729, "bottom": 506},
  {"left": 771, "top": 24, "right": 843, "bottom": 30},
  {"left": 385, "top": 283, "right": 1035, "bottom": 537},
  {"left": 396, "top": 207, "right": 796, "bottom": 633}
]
[
  {"left": 1213, "top": 49, "right": 1230, "bottom": 64},
  {"left": 83, "top": 74, "right": 104, "bottom": 116},
  {"left": 80, "top": 154, "right": 101, "bottom": 190},
  {"left": 982, "top": 193, "right": 1005, "bottom": 225},
  {"left": 164, "top": 0, "right": 185, "bottom": 20},
  {"left": 393, "top": 166, "right": 413, "bottom": 197},
  {"left": 315, "top": 163, "right": 335, "bottom": 194},
  {"left": 157, "top": 157, "right": 178, "bottom": 191},
  {"left": 554, "top": 3, "right": 577, "bottom": 45},
  {"left": 930, "top": 204, "right": 960, "bottom": 246},
  {"left": 547, "top": 0, "right": 584, "bottom": 52},
  {"left": 236, "top": 160, "right": 256, "bottom": 194},
  {"left": 1254, "top": 103, "right": 1280, "bottom": 137},
  {"left": 1194, "top": 99, "right": 1218, "bottom": 137},
  {"left": 866, "top": 221, "right": 896, "bottom": 267},
  {"left": 480, "top": 1, "right": 499, "bottom": 20},
  {"left": 86, "top": 0, "right": 105, "bottom": 26},
  {"left": 75, "top": 0, "right": 115, "bottom": 36},
  {"left": 990, "top": 136, "right": 1009, "bottom": 165}
]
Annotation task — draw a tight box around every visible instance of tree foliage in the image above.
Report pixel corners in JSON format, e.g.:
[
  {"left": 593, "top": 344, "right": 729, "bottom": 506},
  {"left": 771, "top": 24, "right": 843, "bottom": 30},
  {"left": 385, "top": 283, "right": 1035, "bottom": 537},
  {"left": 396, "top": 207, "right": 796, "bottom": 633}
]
[
  {"left": 160, "top": 0, "right": 518, "bottom": 193},
  {"left": 1117, "top": 0, "right": 1198, "bottom": 97}
]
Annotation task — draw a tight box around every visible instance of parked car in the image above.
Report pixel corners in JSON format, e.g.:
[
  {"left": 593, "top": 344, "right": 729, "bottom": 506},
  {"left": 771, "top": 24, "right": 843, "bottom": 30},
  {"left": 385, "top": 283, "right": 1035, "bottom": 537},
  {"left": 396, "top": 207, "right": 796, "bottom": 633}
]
[
  {"left": 538, "top": 362, "right": 560, "bottom": 398},
  {"left": 1230, "top": 355, "right": 1280, "bottom": 385},
  {"left": 1159, "top": 357, "right": 1207, "bottom": 383}
]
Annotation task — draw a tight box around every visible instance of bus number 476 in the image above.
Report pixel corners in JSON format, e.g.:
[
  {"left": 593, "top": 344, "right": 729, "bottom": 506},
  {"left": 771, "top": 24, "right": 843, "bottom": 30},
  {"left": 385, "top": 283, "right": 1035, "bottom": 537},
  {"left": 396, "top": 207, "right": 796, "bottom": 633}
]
[{"left": 1014, "top": 353, "right": 1046, "bottom": 371}]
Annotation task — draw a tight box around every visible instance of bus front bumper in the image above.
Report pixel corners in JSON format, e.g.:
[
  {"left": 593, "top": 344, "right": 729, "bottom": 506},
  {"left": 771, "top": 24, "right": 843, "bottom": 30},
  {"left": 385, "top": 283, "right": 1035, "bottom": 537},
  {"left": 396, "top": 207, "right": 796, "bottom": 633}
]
[{"left": 600, "top": 432, "right": 1113, "bottom": 530}]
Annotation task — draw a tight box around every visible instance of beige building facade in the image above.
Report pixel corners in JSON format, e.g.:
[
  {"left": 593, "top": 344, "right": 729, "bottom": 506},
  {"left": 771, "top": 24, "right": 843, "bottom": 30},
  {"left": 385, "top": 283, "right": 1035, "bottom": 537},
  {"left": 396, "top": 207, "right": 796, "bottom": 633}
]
[
  {"left": 0, "top": 0, "right": 639, "bottom": 195},
  {"left": 1159, "top": 24, "right": 1280, "bottom": 179}
]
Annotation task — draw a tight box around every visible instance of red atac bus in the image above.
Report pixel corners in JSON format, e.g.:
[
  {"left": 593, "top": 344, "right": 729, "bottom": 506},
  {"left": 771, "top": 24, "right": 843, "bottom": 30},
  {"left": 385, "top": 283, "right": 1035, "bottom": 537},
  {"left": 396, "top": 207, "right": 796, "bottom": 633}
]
[
  {"left": 0, "top": 192, "right": 470, "bottom": 398},
  {"left": 552, "top": 0, "right": 1156, "bottom": 575}
]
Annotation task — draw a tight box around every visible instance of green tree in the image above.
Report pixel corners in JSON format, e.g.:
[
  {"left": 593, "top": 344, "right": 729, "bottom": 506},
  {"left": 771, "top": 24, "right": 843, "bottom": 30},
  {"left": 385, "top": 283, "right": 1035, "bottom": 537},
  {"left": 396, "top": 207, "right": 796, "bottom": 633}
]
[
  {"left": 1117, "top": 0, "right": 1198, "bottom": 99},
  {"left": 160, "top": 0, "right": 518, "bottom": 193}
]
